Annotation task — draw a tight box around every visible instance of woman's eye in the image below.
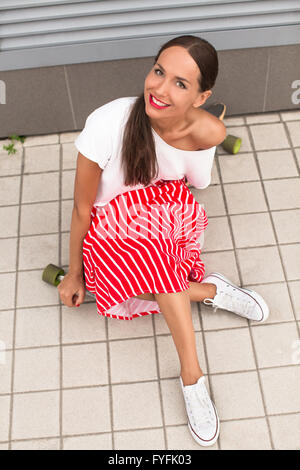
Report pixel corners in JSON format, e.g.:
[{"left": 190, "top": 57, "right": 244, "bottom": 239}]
[{"left": 154, "top": 69, "right": 186, "bottom": 89}]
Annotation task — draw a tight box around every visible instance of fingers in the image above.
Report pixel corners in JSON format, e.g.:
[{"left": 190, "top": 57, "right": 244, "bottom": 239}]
[{"left": 57, "top": 285, "right": 86, "bottom": 308}]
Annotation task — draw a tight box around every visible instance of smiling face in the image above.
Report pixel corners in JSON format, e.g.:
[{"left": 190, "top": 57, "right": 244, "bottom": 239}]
[{"left": 144, "top": 46, "right": 211, "bottom": 127}]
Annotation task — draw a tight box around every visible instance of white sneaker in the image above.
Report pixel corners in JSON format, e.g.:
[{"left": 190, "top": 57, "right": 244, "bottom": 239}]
[
  {"left": 180, "top": 375, "right": 219, "bottom": 447},
  {"left": 201, "top": 272, "right": 269, "bottom": 322}
]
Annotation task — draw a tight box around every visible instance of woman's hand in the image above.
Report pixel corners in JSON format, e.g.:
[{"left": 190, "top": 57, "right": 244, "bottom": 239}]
[{"left": 57, "top": 272, "right": 86, "bottom": 307}]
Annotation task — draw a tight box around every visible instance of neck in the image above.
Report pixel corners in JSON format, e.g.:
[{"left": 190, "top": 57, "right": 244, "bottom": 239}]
[{"left": 149, "top": 108, "right": 195, "bottom": 135}]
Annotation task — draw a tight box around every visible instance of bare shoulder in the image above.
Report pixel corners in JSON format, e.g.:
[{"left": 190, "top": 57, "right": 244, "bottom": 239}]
[{"left": 190, "top": 107, "right": 226, "bottom": 150}]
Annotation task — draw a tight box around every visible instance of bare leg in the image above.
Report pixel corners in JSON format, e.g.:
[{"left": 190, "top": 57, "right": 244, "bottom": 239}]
[
  {"left": 152, "top": 288, "right": 207, "bottom": 386},
  {"left": 134, "top": 283, "right": 217, "bottom": 385},
  {"left": 135, "top": 282, "right": 216, "bottom": 302}
]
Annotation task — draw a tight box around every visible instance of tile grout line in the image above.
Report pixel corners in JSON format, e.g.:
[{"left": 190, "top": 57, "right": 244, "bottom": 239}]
[
  {"left": 152, "top": 315, "right": 169, "bottom": 450},
  {"left": 7, "top": 138, "right": 25, "bottom": 448},
  {"left": 214, "top": 120, "right": 275, "bottom": 449}
]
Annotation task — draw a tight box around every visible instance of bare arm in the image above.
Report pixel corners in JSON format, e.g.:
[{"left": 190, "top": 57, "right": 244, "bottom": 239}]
[{"left": 68, "top": 152, "right": 103, "bottom": 276}]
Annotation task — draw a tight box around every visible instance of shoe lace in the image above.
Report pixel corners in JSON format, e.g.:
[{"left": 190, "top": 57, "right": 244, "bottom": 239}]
[
  {"left": 205, "top": 290, "right": 256, "bottom": 317},
  {"left": 184, "top": 386, "right": 215, "bottom": 428}
]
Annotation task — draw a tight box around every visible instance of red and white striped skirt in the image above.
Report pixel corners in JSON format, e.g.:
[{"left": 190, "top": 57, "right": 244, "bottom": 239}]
[{"left": 82, "top": 177, "right": 208, "bottom": 320}]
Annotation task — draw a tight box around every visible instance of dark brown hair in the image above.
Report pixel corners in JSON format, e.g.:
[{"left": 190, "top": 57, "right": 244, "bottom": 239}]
[{"left": 121, "top": 35, "right": 219, "bottom": 187}]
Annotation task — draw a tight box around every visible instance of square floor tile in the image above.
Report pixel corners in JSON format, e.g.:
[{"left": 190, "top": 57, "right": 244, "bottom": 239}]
[
  {"left": 280, "top": 244, "right": 300, "bottom": 280},
  {"left": 244, "top": 282, "right": 295, "bottom": 324},
  {"left": 0, "top": 272, "right": 16, "bottom": 309},
  {"left": 60, "top": 132, "right": 80, "bottom": 144},
  {"left": 23, "top": 135, "right": 59, "bottom": 147},
  {"left": 62, "top": 302, "right": 106, "bottom": 343},
  {"left": 13, "top": 346, "right": 60, "bottom": 392},
  {"left": 108, "top": 308, "right": 153, "bottom": 339},
  {"left": 22, "top": 173, "right": 59, "bottom": 203},
  {"left": 201, "top": 250, "right": 240, "bottom": 285},
  {"left": 249, "top": 123, "right": 290, "bottom": 151},
  {"left": 62, "top": 386, "right": 111, "bottom": 435},
  {"left": 63, "top": 433, "right": 112, "bottom": 450},
  {"left": 19, "top": 234, "right": 59, "bottom": 270},
  {"left": 109, "top": 337, "right": 157, "bottom": 383},
  {"left": 157, "top": 332, "right": 207, "bottom": 378},
  {"left": 0, "top": 395, "right": 10, "bottom": 442},
  {"left": 202, "top": 216, "right": 233, "bottom": 252},
  {"left": 237, "top": 246, "right": 285, "bottom": 284},
  {"left": 205, "top": 328, "right": 256, "bottom": 373},
  {"left": 190, "top": 186, "right": 226, "bottom": 216},
  {"left": 0, "top": 350, "right": 12, "bottom": 394},
  {"left": 17, "top": 270, "right": 59, "bottom": 308},
  {"left": 160, "top": 377, "right": 190, "bottom": 426},
  {"left": 220, "top": 418, "right": 271, "bottom": 450},
  {"left": 15, "top": 306, "right": 59, "bottom": 348},
  {"left": 251, "top": 322, "right": 299, "bottom": 368},
  {"left": 288, "top": 280, "right": 300, "bottom": 320},
  {"left": 264, "top": 179, "right": 300, "bottom": 210},
  {"left": 246, "top": 113, "right": 280, "bottom": 124},
  {"left": 112, "top": 381, "right": 163, "bottom": 430},
  {"left": 210, "top": 371, "right": 265, "bottom": 420},
  {"left": 269, "top": 414, "right": 300, "bottom": 450},
  {"left": 62, "top": 170, "right": 75, "bottom": 199},
  {"left": 24, "top": 145, "right": 60, "bottom": 173},
  {"left": 114, "top": 428, "right": 165, "bottom": 450},
  {"left": 0, "top": 206, "right": 19, "bottom": 238},
  {"left": 11, "top": 438, "right": 60, "bottom": 450},
  {"left": 224, "top": 182, "right": 267, "bottom": 214},
  {"left": 257, "top": 149, "right": 298, "bottom": 179},
  {"left": 0, "top": 310, "right": 14, "bottom": 349},
  {"left": 218, "top": 126, "right": 252, "bottom": 154},
  {"left": 230, "top": 213, "right": 276, "bottom": 248},
  {"left": 166, "top": 424, "right": 218, "bottom": 450},
  {"left": 63, "top": 342, "right": 108, "bottom": 388},
  {"left": 12, "top": 391, "right": 60, "bottom": 440},
  {"left": 272, "top": 209, "right": 300, "bottom": 244},
  {"left": 280, "top": 110, "right": 300, "bottom": 121},
  {"left": 0, "top": 176, "right": 21, "bottom": 206},
  {"left": 20, "top": 202, "right": 59, "bottom": 236},
  {"left": 0, "top": 238, "right": 18, "bottom": 272},
  {"left": 218, "top": 153, "right": 259, "bottom": 183},
  {"left": 260, "top": 366, "right": 300, "bottom": 414},
  {"left": 0, "top": 146, "right": 22, "bottom": 176},
  {"left": 62, "top": 142, "right": 78, "bottom": 170},
  {"left": 286, "top": 121, "right": 300, "bottom": 147}
]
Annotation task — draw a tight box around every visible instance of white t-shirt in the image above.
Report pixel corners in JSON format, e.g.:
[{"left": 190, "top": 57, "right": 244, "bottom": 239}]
[{"left": 74, "top": 96, "right": 216, "bottom": 207}]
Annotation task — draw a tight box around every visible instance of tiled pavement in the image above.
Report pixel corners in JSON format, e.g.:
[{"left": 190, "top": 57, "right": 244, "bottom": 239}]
[{"left": 0, "top": 110, "right": 300, "bottom": 450}]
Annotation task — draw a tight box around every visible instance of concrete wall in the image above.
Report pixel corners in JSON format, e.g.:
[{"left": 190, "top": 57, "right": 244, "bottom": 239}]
[{"left": 0, "top": 43, "right": 300, "bottom": 139}]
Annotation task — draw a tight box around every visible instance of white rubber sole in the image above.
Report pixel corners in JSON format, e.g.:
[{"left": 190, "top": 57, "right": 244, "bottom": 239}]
[{"left": 202, "top": 272, "right": 269, "bottom": 322}]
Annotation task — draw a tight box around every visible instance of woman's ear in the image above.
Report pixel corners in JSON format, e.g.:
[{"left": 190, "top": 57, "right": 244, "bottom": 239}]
[{"left": 193, "top": 90, "right": 212, "bottom": 108}]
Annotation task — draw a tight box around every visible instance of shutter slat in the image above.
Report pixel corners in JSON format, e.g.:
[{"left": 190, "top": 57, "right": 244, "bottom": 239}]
[{"left": 0, "top": 0, "right": 299, "bottom": 71}]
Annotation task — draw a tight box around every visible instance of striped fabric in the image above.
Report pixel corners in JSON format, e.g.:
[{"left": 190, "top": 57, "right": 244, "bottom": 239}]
[{"left": 82, "top": 177, "right": 208, "bottom": 320}]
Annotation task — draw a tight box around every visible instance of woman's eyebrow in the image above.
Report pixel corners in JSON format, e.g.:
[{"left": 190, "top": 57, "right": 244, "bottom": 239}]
[{"left": 156, "top": 62, "right": 191, "bottom": 84}]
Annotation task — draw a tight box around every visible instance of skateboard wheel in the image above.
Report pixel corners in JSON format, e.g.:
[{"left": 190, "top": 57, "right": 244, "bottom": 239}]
[
  {"left": 221, "top": 135, "right": 242, "bottom": 154},
  {"left": 42, "top": 263, "right": 65, "bottom": 286}
]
